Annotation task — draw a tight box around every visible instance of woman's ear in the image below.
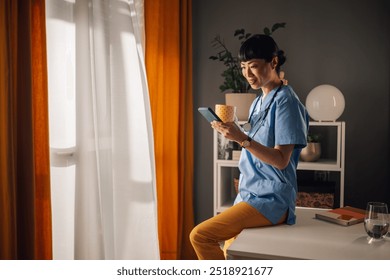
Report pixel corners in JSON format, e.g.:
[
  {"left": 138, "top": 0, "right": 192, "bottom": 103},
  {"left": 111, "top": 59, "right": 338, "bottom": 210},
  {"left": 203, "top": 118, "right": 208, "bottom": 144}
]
[{"left": 271, "top": 56, "right": 279, "bottom": 69}]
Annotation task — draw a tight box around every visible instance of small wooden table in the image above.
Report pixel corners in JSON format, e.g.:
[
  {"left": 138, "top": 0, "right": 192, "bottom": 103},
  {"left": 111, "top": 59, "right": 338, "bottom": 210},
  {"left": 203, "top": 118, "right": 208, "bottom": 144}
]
[{"left": 227, "top": 208, "right": 390, "bottom": 260}]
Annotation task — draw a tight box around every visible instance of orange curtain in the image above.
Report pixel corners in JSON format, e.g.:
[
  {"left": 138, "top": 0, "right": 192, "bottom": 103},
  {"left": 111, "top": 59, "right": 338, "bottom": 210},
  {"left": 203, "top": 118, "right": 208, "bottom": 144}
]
[
  {"left": 145, "top": 0, "right": 196, "bottom": 259},
  {"left": 0, "top": 0, "right": 52, "bottom": 260}
]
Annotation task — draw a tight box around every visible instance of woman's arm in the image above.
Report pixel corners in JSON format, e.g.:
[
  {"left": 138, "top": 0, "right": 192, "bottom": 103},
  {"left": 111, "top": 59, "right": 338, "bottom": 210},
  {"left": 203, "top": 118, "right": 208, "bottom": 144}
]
[
  {"left": 211, "top": 121, "right": 294, "bottom": 170},
  {"left": 244, "top": 141, "right": 294, "bottom": 170}
]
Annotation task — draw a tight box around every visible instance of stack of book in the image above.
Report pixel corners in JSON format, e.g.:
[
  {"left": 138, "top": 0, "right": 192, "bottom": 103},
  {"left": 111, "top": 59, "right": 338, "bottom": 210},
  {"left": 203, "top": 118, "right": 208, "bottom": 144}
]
[{"left": 315, "top": 206, "right": 365, "bottom": 226}]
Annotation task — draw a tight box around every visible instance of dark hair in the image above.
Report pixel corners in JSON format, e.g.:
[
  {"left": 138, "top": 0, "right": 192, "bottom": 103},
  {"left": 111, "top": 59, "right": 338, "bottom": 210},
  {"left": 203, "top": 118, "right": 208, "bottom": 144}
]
[{"left": 238, "top": 34, "right": 286, "bottom": 74}]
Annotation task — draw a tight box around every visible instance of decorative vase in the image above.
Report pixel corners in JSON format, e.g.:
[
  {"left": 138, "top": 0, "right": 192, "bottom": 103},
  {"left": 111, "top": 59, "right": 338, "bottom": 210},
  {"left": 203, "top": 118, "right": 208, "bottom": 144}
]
[
  {"left": 225, "top": 93, "right": 256, "bottom": 121},
  {"left": 300, "top": 142, "right": 321, "bottom": 162}
]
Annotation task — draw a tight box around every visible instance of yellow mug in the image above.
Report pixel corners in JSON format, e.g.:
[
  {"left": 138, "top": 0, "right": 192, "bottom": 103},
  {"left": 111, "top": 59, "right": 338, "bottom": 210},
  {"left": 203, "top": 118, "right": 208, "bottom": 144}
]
[{"left": 215, "top": 104, "right": 236, "bottom": 123}]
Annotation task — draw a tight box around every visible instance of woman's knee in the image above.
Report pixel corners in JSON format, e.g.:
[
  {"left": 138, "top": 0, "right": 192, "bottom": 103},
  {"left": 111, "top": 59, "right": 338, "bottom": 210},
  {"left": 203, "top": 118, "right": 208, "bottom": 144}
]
[
  {"left": 189, "top": 223, "right": 205, "bottom": 245},
  {"left": 189, "top": 221, "right": 215, "bottom": 245},
  {"left": 189, "top": 225, "right": 198, "bottom": 244}
]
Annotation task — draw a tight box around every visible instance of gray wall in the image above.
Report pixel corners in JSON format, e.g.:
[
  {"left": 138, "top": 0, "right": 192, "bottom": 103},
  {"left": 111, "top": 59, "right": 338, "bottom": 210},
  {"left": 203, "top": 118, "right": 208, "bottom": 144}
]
[{"left": 192, "top": 0, "right": 390, "bottom": 224}]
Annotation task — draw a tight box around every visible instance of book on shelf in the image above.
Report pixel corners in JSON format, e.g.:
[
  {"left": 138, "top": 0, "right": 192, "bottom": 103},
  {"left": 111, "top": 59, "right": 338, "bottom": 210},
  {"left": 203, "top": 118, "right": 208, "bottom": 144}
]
[{"left": 314, "top": 206, "right": 366, "bottom": 226}]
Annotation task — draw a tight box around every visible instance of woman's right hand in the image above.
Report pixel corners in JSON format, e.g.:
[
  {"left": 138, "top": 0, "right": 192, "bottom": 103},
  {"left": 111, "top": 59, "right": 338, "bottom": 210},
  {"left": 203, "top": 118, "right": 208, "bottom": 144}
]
[{"left": 211, "top": 121, "right": 247, "bottom": 144}]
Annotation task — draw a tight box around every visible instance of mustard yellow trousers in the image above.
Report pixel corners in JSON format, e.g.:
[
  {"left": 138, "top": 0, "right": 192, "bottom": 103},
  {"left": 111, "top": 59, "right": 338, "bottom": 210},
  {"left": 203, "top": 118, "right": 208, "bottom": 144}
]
[{"left": 189, "top": 202, "right": 286, "bottom": 260}]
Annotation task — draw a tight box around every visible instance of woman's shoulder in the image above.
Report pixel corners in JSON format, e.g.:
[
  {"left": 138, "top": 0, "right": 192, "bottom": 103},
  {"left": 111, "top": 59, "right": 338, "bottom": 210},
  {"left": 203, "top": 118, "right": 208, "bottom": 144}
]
[
  {"left": 276, "top": 85, "right": 302, "bottom": 104},
  {"left": 278, "top": 85, "right": 295, "bottom": 96}
]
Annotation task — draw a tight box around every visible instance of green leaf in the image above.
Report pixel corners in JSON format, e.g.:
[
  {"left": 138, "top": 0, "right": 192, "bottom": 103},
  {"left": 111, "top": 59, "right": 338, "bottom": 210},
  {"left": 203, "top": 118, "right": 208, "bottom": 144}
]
[
  {"left": 234, "top": 29, "right": 245, "bottom": 36},
  {"left": 263, "top": 27, "right": 271, "bottom": 35},
  {"left": 307, "top": 133, "right": 321, "bottom": 142},
  {"left": 272, "top": 22, "right": 286, "bottom": 32}
]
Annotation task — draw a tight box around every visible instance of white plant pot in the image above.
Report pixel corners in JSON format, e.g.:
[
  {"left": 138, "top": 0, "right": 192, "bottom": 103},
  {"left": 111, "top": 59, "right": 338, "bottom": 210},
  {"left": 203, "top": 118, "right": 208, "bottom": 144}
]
[{"left": 225, "top": 93, "right": 257, "bottom": 121}]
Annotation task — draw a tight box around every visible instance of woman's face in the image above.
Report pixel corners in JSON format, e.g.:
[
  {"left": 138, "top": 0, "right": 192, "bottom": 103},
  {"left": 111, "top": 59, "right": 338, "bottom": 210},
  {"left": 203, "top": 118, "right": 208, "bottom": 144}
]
[{"left": 240, "top": 58, "right": 276, "bottom": 90}]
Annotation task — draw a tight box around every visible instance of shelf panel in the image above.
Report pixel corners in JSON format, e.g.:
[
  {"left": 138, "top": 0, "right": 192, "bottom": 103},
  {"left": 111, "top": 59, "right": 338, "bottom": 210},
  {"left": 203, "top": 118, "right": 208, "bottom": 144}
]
[
  {"left": 217, "top": 159, "right": 342, "bottom": 170},
  {"left": 309, "top": 121, "right": 341, "bottom": 125},
  {"left": 216, "top": 159, "right": 239, "bottom": 166},
  {"left": 297, "top": 159, "right": 341, "bottom": 171}
]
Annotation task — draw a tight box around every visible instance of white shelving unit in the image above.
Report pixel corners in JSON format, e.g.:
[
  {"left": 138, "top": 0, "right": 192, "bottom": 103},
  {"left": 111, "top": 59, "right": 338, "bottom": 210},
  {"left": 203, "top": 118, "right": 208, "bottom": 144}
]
[
  {"left": 297, "top": 121, "right": 345, "bottom": 207},
  {"left": 213, "top": 121, "right": 345, "bottom": 215}
]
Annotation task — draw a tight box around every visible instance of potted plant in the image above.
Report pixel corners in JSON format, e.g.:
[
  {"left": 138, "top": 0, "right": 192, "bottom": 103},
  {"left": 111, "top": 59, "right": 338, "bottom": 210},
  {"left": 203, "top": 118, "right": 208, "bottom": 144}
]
[
  {"left": 300, "top": 133, "right": 322, "bottom": 162},
  {"left": 209, "top": 23, "right": 286, "bottom": 120}
]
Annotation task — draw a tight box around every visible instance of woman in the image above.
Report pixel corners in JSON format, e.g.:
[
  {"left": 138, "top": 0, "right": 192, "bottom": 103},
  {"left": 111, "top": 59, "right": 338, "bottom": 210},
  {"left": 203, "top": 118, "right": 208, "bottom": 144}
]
[{"left": 190, "top": 34, "right": 309, "bottom": 260}]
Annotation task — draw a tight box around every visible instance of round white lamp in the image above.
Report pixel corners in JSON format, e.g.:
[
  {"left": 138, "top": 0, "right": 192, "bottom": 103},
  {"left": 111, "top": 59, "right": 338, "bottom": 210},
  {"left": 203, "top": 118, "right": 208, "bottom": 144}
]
[{"left": 306, "top": 84, "right": 345, "bottom": 121}]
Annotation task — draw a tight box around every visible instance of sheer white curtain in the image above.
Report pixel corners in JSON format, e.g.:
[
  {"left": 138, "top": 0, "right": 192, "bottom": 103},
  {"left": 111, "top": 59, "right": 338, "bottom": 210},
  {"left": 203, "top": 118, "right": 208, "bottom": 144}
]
[{"left": 46, "top": 0, "right": 159, "bottom": 260}]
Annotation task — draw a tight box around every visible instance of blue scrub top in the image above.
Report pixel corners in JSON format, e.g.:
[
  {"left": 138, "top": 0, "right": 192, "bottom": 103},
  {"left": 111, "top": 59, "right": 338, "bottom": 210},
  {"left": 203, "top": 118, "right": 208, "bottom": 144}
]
[{"left": 234, "top": 85, "right": 309, "bottom": 225}]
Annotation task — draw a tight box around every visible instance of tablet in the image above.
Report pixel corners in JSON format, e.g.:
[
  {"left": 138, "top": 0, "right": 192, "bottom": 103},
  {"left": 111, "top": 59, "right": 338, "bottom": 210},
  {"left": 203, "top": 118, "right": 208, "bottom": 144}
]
[{"left": 198, "top": 107, "right": 222, "bottom": 122}]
